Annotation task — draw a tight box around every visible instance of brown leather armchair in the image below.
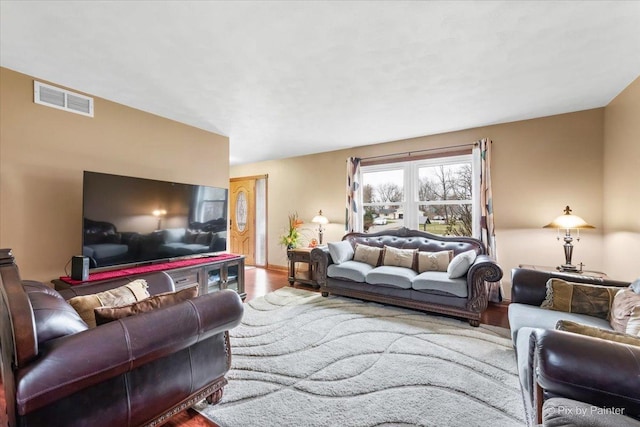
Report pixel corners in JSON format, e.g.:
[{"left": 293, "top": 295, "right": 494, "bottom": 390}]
[
  {"left": 0, "top": 249, "right": 243, "bottom": 427},
  {"left": 509, "top": 268, "right": 640, "bottom": 425},
  {"left": 529, "top": 328, "right": 640, "bottom": 424}
]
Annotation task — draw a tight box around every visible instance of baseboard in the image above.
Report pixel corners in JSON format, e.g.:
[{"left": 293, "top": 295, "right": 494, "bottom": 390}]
[
  {"left": 266, "top": 264, "right": 288, "bottom": 272},
  {"left": 490, "top": 299, "right": 511, "bottom": 307}
]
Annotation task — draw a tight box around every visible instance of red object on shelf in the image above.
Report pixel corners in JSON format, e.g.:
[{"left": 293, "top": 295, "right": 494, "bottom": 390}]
[{"left": 59, "top": 254, "right": 240, "bottom": 285}]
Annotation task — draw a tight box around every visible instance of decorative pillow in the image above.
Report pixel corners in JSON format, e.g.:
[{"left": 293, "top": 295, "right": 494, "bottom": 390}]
[
  {"left": 195, "top": 231, "right": 213, "bottom": 246},
  {"left": 353, "top": 244, "right": 383, "bottom": 267},
  {"left": 328, "top": 241, "right": 354, "bottom": 265},
  {"left": 67, "top": 279, "right": 150, "bottom": 328},
  {"left": 382, "top": 246, "right": 417, "bottom": 269},
  {"left": 446, "top": 250, "right": 477, "bottom": 279},
  {"left": 541, "top": 278, "right": 618, "bottom": 320},
  {"left": 184, "top": 229, "right": 199, "bottom": 244},
  {"left": 94, "top": 285, "right": 199, "bottom": 326},
  {"left": 163, "top": 228, "right": 185, "bottom": 243},
  {"left": 29, "top": 292, "right": 89, "bottom": 344},
  {"left": 417, "top": 250, "right": 453, "bottom": 273},
  {"left": 556, "top": 320, "right": 640, "bottom": 347},
  {"left": 631, "top": 277, "right": 640, "bottom": 294},
  {"left": 626, "top": 306, "right": 640, "bottom": 336},
  {"left": 610, "top": 288, "right": 640, "bottom": 333}
]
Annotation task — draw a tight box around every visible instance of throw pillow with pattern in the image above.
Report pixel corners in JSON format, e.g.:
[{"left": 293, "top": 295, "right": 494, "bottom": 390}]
[
  {"left": 541, "top": 278, "right": 618, "bottom": 320},
  {"left": 353, "top": 244, "right": 383, "bottom": 267},
  {"left": 382, "top": 246, "right": 417, "bottom": 269},
  {"left": 417, "top": 250, "right": 454, "bottom": 273}
]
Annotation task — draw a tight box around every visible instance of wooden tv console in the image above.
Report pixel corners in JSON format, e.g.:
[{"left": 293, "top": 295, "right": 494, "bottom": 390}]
[{"left": 53, "top": 255, "right": 246, "bottom": 300}]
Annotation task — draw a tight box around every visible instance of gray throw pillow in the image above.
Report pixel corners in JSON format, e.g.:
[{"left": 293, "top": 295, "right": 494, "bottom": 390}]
[
  {"left": 447, "top": 250, "right": 477, "bottom": 279},
  {"left": 630, "top": 278, "right": 640, "bottom": 294},
  {"left": 163, "top": 228, "right": 185, "bottom": 243},
  {"left": 328, "top": 240, "right": 354, "bottom": 265}
]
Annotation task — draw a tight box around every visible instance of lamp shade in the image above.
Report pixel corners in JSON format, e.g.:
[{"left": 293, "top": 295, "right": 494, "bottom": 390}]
[
  {"left": 312, "top": 210, "right": 329, "bottom": 225},
  {"left": 543, "top": 206, "right": 594, "bottom": 229}
]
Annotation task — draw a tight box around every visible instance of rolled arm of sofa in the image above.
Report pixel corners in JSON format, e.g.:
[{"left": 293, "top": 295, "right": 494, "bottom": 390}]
[
  {"left": 531, "top": 329, "right": 640, "bottom": 418},
  {"left": 465, "top": 255, "right": 503, "bottom": 313},
  {"left": 311, "top": 246, "right": 331, "bottom": 286},
  {"left": 16, "top": 289, "right": 244, "bottom": 415},
  {"left": 468, "top": 255, "right": 503, "bottom": 283}
]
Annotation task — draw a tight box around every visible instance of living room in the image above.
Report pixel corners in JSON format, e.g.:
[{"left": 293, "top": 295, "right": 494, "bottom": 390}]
[{"left": 1, "top": 1, "right": 639, "bottom": 426}]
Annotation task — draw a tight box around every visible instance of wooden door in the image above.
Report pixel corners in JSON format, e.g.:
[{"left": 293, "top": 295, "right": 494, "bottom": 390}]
[{"left": 230, "top": 178, "right": 256, "bottom": 265}]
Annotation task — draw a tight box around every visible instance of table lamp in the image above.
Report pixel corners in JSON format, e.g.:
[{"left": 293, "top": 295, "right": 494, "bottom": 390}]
[
  {"left": 311, "top": 210, "right": 329, "bottom": 245},
  {"left": 152, "top": 209, "right": 167, "bottom": 230},
  {"left": 543, "top": 206, "right": 594, "bottom": 272}
]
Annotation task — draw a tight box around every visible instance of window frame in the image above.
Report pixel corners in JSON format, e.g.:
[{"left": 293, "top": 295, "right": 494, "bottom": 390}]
[{"left": 361, "top": 154, "right": 479, "bottom": 237}]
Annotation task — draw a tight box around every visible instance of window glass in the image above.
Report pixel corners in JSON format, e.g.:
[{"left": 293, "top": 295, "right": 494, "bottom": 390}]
[
  {"left": 418, "top": 164, "right": 472, "bottom": 202},
  {"left": 361, "top": 155, "right": 475, "bottom": 236},
  {"left": 362, "top": 168, "right": 404, "bottom": 232},
  {"left": 419, "top": 203, "right": 473, "bottom": 236},
  {"left": 417, "top": 161, "right": 472, "bottom": 236}
]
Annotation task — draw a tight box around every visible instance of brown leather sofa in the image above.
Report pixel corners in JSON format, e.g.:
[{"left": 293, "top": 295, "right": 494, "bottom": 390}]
[
  {"left": 0, "top": 249, "right": 243, "bottom": 427},
  {"left": 314, "top": 227, "right": 503, "bottom": 326},
  {"left": 509, "top": 268, "right": 640, "bottom": 426}
]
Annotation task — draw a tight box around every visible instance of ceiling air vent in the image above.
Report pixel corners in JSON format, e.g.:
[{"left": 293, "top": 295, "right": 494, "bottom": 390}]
[{"left": 33, "top": 81, "right": 94, "bottom": 117}]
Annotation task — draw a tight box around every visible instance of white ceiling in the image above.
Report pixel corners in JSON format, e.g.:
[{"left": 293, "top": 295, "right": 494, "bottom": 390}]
[{"left": 2, "top": 1, "right": 639, "bottom": 165}]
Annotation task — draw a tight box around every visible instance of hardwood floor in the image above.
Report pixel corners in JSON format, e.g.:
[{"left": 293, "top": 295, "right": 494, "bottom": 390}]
[{"left": 1, "top": 267, "right": 508, "bottom": 427}]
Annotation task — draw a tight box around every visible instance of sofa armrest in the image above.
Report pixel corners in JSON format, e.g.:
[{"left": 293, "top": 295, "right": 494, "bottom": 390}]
[
  {"left": 465, "top": 255, "right": 503, "bottom": 313},
  {"left": 210, "top": 233, "right": 227, "bottom": 252},
  {"left": 15, "top": 289, "right": 243, "bottom": 415},
  {"left": 311, "top": 247, "right": 331, "bottom": 286},
  {"left": 468, "top": 255, "right": 503, "bottom": 283},
  {"left": 511, "top": 268, "right": 629, "bottom": 306},
  {"left": 531, "top": 329, "right": 640, "bottom": 420}
]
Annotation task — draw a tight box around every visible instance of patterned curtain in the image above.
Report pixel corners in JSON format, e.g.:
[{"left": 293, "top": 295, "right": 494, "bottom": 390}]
[
  {"left": 346, "top": 157, "right": 362, "bottom": 232},
  {"left": 475, "top": 138, "right": 502, "bottom": 302}
]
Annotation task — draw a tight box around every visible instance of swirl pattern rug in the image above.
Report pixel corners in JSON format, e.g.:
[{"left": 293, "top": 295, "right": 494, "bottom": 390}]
[{"left": 194, "top": 287, "right": 525, "bottom": 426}]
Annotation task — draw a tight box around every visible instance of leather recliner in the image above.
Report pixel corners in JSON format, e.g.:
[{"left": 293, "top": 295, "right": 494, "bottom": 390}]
[
  {"left": 509, "top": 268, "right": 640, "bottom": 425},
  {"left": 0, "top": 248, "right": 243, "bottom": 427}
]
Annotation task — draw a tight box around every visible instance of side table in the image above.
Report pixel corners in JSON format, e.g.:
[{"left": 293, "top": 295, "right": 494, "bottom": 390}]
[
  {"left": 518, "top": 264, "right": 607, "bottom": 279},
  {"left": 287, "top": 247, "right": 320, "bottom": 288}
]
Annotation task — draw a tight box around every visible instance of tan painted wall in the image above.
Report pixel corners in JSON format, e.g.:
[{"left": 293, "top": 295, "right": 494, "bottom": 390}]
[
  {"left": 232, "top": 109, "right": 606, "bottom": 298},
  {"left": 603, "top": 76, "right": 640, "bottom": 281},
  {"left": 0, "top": 67, "right": 229, "bottom": 281}
]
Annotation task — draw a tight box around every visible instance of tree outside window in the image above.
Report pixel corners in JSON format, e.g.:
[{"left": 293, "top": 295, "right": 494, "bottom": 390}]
[{"left": 418, "top": 163, "right": 472, "bottom": 236}]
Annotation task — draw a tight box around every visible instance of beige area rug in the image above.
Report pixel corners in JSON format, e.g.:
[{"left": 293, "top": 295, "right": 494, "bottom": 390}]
[{"left": 194, "top": 288, "right": 525, "bottom": 426}]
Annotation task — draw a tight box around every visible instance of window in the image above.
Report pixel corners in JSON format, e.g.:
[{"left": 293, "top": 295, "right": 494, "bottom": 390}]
[{"left": 361, "top": 154, "right": 477, "bottom": 237}]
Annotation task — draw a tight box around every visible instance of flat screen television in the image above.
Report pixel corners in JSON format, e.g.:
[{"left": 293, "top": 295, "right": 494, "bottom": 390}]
[{"left": 82, "top": 171, "right": 228, "bottom": 270}]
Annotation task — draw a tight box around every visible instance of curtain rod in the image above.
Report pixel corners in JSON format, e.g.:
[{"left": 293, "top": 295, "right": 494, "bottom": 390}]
[{"left": 360, "top": 142, "right": 478, "bottom": 162}]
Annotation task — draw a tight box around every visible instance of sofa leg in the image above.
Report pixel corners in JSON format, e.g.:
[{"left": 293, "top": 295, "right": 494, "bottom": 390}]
[
  {"left": 468, "top": 319, "right": 480, "bottom": 327},
  {"left": 321, "top": 292, "right": 329, "bottom": 297},
  {"left": 206, "top": 388, "right": 224, "bottom": 405}
]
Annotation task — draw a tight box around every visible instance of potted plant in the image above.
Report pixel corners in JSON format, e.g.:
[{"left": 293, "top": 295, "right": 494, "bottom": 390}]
[{"left": 279, "top": 212, "right": 304, "bottom": 249}]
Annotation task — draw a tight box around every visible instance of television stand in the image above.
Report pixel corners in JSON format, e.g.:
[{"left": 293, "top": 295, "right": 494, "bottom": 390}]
[{"left": 53, "top": 254, "right": 246, "bottom": 299}]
